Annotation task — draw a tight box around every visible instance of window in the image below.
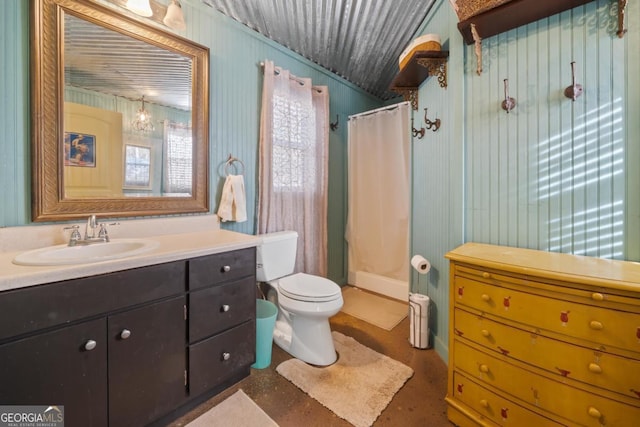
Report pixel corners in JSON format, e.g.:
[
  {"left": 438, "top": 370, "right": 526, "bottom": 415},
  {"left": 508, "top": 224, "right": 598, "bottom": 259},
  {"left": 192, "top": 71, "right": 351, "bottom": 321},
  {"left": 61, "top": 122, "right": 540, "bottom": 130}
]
[
  {"left": 123, "top": 144, "right": 151, "bottom": 189},
  {"left": 163, "top": 121, "right": 192, "bottom": 195},
  {"left": 271, "top": 94, "right": 317, "bottom": 192}
]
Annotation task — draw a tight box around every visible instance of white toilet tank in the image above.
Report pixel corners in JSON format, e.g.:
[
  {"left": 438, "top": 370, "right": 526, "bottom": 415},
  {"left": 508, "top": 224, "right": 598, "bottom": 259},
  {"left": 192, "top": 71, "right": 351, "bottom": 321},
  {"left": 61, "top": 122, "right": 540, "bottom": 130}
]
[{"left": 256, "top": 230, "right": 298, "bottom": 282}]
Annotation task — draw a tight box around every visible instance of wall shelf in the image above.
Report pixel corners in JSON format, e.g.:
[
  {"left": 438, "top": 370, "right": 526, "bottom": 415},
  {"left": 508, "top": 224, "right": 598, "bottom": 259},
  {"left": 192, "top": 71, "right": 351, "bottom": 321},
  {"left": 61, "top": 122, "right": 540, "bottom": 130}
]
[
  {"left": 389, "top": 50, "right": 449, "bottom": 110},
  {"left": 455, "top": 0, "right": 596, "bottom": 45}
]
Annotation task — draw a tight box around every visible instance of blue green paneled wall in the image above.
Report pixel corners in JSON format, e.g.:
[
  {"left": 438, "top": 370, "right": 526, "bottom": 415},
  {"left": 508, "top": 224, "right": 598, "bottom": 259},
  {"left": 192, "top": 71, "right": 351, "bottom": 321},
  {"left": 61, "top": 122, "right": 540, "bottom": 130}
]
[{"left": 411, "top": 0, "right": 640, "bottom": 361}]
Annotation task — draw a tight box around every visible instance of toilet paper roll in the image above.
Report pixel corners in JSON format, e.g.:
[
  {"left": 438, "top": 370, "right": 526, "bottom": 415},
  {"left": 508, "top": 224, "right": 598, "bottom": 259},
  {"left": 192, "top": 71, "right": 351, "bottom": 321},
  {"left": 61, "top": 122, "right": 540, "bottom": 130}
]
[
  {"left": 409, "top": 293, "right": 430, "bottom": 348},
  {"left": 411, "top": 255, "right": 431, "bottom": 274}
]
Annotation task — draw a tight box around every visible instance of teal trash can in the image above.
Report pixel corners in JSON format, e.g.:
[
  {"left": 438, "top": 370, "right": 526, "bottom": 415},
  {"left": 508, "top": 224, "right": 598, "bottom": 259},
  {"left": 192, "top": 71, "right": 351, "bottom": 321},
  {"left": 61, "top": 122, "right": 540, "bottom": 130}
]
[{"left": 252, "top": 299, "right": 278, "bottom": 369}]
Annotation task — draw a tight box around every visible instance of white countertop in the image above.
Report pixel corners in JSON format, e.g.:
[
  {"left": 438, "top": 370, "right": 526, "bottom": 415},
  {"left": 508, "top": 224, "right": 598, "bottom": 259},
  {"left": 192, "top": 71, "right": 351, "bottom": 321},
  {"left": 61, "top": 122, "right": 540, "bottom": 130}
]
[{"left": 0, "top": 217, "right": 261, "bottom": 292}]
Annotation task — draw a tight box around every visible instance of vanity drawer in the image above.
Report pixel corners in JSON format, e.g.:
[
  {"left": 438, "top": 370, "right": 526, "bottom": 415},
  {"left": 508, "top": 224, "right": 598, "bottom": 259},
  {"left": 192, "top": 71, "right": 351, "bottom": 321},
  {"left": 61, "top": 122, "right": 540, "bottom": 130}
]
[
  {"left": 189, "top": 276, "right": 255, "bottom": 342},
  {"left": 454, "top": 276, "right": 640, "bottom": 353},
  {"left": 189, "top": 247, "right": 256, "bottom": 290},
  {"left": 454, "top": 308, "right": 640, "bottom": 401},
  {"left": 0, "top": 260, "right": 186, "bottom": 342},
  {"left": 454, "top": 341, "right": 640, "bottom": 426},
  {"left": 188, "top": 320, "right": 255, "bottom": 397},
  {"left": 450, "top": 372, "right": 562, "bottom": 427}
]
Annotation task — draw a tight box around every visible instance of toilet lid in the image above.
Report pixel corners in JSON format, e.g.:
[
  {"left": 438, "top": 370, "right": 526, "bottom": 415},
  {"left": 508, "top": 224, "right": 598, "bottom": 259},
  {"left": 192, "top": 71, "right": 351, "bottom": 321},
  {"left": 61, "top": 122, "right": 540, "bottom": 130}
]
[{"left": 278, "top": 273, "right": 342, "bottom": 302}]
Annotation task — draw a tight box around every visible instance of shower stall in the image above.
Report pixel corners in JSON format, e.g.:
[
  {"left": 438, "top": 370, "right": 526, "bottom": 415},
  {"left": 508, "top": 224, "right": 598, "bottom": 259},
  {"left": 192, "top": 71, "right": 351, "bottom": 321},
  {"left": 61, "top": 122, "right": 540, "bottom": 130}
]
[{"left": 345, "top": 102, "right": 411, "bottom": 301}]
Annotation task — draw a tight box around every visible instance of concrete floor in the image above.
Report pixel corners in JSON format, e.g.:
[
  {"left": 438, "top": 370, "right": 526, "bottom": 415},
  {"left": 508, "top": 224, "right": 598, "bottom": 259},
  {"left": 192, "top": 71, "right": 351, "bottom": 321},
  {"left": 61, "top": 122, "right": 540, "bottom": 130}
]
[{"left": 170, "top": 309, "right": 452, "bottom": 426}]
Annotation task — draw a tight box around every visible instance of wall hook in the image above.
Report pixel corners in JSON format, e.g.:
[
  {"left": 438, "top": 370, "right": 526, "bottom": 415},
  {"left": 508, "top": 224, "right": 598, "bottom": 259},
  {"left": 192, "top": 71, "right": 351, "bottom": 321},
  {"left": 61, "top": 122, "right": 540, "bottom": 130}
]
[
  {"left": 412, "top": 117, "right": 425, "bottom": 139},
  {"left": 501, "top": 79, "right": 516, "bottom": 113},
  {"left": 330, "top": 114, "right": 339, "bottom": 131},
  {"left": 564, "top": 61, "right": 583, "bottom": 101},
  {"left": 423, "top": 108, "right": 441, "bottom": 132}
]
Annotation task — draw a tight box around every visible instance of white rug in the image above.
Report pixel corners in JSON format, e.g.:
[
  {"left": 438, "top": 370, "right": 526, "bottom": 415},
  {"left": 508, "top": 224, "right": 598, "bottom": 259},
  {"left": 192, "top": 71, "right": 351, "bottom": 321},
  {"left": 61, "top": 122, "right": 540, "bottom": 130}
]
[
  {"left": 341, "top": 286, "right": 408, "bottom": 330},
  {"left": 276, "top": 331, "right": 414, "bottom": 427},
  {"left": 186, "top": 389, "right": 278, "bottom": 427}
]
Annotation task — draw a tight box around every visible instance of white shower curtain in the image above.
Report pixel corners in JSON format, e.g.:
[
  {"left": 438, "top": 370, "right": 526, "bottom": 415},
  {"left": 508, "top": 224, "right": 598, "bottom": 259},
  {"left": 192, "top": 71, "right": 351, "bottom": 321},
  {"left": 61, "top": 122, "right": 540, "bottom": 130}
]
[{"left": 345, "top": 102, "right": 411, "bottom": 282}]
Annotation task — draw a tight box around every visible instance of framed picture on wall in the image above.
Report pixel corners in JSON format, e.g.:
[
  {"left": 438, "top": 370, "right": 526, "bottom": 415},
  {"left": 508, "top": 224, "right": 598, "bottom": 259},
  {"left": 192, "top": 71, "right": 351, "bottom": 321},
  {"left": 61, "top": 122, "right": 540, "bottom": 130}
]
[
  {"left": 123, "top": 144, "right": 152, "bottom": 190},
  {"left": 64, "top": 132, "right": 96, "bottom": 167}
]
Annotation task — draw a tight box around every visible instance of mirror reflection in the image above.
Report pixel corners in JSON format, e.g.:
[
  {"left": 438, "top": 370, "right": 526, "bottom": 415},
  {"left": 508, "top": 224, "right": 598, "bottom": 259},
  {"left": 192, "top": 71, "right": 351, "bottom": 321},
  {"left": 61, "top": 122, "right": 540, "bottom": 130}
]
[
  {"left": 63, "top": 12, "right": 193, "bottom": 198},
  {"left": 31, "top": 0, "right": 209, "bottom": 222}
]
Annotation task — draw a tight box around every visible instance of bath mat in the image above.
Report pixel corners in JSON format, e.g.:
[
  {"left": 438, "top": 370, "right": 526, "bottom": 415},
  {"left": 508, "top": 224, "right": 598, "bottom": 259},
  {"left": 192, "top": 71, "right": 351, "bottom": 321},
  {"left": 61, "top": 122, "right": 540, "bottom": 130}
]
[
  {"left": 186, "top": 389, "right": 278, "bottom": 427},
  {"left": 341, "top": 286, "right": 408, "bottom": 330},
  {"left": 276, "top": 331, "right": 414, "bottom": 427}
]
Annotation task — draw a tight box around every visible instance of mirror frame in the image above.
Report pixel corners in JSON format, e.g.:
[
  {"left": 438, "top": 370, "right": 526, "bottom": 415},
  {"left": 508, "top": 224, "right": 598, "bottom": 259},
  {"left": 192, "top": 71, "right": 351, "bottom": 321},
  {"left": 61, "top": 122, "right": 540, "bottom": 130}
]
[{"left": 31, "top": 0, "right": 210, "bottom": 221}]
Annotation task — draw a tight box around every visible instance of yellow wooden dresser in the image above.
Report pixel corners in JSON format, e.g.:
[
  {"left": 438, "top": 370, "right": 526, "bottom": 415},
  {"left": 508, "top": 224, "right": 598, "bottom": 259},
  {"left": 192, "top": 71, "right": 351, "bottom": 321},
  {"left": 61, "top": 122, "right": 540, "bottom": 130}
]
[{"left": 445, "top": 243, "right": 640, "bottom": 427}]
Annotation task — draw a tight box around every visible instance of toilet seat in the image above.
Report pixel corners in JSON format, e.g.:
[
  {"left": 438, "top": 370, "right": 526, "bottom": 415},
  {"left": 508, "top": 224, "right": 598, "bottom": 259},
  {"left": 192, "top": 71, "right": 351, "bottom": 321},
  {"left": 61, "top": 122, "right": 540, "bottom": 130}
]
[{"left": 277, "top": 272, "right": 342, "bottom": 302}]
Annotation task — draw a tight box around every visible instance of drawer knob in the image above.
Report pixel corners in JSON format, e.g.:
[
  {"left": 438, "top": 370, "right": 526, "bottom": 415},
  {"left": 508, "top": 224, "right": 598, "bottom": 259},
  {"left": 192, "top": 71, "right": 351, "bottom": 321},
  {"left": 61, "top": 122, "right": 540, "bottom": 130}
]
[
  {"left": 120, "top": 329, "right": 131, "bottom": 340},
  {"left": 479, "top": 399, "right": 489, "bottom": 408},
  {"left": 587, "top": 407, "right": 602, "bottom": 418},
  {"left": 479, "top": 364, "right": 490, "bottom": 374},
  {"left": 482, "top": 272, "right": 491, "bottom": 279},
  {"left": 589, "top": 320, "right": 604, "bottom": 330},
  {"left": 221, "top": 304, "right": 230, "bottom": 312},
  {"left": 84, "top": 340, "right": 97, "bottom": 351},
  {"left": 222, "top": 352, "right": 231, "bottom": 361},
  {"left": 588, "top": 363, "right": 602, "bottom": 374},
  {"left": 222, "top": 265, "right": 231, "bottom": 273},
  {"left": 481, "top": 329, "right": 491, "bottom": 337},
  {"left": 591, "top": 293, "right": 604, "bottom": 301},
  {"left": 481, "top": 294, "right": 491, "bottom": 302}
]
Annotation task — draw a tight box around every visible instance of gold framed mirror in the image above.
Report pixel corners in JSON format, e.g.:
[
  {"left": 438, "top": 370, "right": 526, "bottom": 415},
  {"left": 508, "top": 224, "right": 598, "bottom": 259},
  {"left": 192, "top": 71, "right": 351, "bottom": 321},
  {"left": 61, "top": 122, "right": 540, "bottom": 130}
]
[{"left": 31, "top": 0, "right": 209, "bottom": 221}]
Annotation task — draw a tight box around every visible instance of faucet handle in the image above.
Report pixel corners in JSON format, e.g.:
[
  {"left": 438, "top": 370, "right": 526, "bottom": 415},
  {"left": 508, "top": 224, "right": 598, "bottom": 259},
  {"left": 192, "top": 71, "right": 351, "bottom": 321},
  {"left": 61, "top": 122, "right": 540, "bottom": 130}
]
[
  {"left": 64, "top": 225, "right": 81, "bottom": 245},
  {"left": 98, "top": 222, "right": 119, "bottom": 242}
]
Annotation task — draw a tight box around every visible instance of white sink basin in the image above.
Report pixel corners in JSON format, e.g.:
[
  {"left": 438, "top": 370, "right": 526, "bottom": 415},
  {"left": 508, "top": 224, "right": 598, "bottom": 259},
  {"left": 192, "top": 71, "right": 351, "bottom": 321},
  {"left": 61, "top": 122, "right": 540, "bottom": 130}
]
[{"left": 12, "top": 238, "right": 159, "bottom": 266}]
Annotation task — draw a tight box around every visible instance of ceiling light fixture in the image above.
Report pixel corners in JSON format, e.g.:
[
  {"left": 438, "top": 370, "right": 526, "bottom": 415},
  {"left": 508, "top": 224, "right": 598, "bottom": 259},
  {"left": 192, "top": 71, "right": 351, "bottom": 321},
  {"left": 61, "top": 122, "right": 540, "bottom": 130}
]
[
  {"left": 163, "top": 0, "right": 186, "bottom": 30},
  {"left": 125, "top": 0, "right": 153, "bottom": 17},
  {"left": 132, "top": 96, "right": 155, "bottom": 132}
]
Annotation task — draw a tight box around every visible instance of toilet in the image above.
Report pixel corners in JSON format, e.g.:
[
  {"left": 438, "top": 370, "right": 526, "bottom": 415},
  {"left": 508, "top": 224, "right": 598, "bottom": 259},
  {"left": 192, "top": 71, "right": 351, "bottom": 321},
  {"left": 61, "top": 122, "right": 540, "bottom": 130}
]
[{"left": 256, "top": 231, "right": 343, "bottom": 366}]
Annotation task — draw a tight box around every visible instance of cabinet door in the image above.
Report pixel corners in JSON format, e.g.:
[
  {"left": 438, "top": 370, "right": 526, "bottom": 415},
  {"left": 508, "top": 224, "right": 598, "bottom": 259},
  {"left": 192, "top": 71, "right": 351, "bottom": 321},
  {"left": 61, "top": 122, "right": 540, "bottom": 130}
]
[
  {"left": 108, "top": 296, "right": 186, "bottom": 427},
  {"left": 0, "top": 318, "right": 108, "bottom": 427}
]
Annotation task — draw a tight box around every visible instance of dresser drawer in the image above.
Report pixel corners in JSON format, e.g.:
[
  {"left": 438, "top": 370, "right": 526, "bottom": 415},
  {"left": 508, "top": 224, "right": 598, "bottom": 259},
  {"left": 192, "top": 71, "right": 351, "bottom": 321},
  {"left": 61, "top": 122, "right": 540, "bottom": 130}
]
[
  {"left": 454, "top": 308, "right": 640, "bottom": 402},
  {"left": 188, "top": 320, "right": 255, "bottom": 397},
  {"left": 189, "top": 276, "right": 255, "bottom": 343},
  {"left": 189, "top": 248, "right": 256, "bottom": 290},
  {"left": 450, "top": 372, "right": 562, "bottom": 426},
  {"left": 454, "top": 276, "right": 640, "bottom": 353},
  {"left": 454, "top": 341, "right": 640, "bottom": 426}
]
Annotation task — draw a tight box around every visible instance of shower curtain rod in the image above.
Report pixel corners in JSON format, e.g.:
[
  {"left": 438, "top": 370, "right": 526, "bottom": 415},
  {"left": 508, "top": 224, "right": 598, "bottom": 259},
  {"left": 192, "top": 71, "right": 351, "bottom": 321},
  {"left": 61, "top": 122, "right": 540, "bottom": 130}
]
[{"left": 348, "top": 101, "right": 410, "bottom": 120}]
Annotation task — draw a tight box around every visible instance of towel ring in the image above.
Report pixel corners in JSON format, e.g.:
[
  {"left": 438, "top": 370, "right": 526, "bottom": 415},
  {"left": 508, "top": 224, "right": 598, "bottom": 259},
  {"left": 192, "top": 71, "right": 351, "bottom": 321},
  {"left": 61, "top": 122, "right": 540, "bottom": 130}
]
[{"left": 225, "top": 154, "right": 245, "bottom": 176}]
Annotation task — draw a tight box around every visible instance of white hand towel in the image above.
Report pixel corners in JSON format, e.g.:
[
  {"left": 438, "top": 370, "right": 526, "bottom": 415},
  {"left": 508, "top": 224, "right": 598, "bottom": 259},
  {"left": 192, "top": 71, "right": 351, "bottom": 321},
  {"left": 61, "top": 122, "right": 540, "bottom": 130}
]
[{"left": 217, "top": 174, "right": 247, "bottom": 223}]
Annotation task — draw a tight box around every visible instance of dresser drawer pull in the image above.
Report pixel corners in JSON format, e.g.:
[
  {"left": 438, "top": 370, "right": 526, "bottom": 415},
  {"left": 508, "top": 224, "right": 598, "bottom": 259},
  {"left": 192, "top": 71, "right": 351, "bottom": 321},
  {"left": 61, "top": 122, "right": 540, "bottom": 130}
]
[
  {"left": 591, "top": 292, "right": 604, "bottom": 301},
  {"left": 587, "top": 407, "right": 602, "bottom": 418},
  {"left": 479, "top": 364, "right": 490, "bottom": 374},
  {"left": 482, "top": 272, "right": 491, "bottom": 279},
  {"left": 589, "top": 320, "right": 604, "bottom": 330},
  {"left": 479, "top": 399, "right": 489, "bottom": 408},
  {"left": 120, "top": 329, "right": 131, "bottom": 340},
  {"left": 222, "top": 265, "right": 231, "bottom": 273},
  {"left": 221, "top": 304, "right": 230, "bottom": 312},
  {"left": 588, "top": 363, "right": 602, "bottom": 373},
  {"left": 481, "top": 294, "right": 491, "bottom": 302},
  {"left": 84, "top": 340, "right": 97, "bottom": 351},
  {"left": 481, "top": 329, "right": 491, "bottom": 337},
  {"left": 222, "top": 352, "right": 231, "bottom": 361}
]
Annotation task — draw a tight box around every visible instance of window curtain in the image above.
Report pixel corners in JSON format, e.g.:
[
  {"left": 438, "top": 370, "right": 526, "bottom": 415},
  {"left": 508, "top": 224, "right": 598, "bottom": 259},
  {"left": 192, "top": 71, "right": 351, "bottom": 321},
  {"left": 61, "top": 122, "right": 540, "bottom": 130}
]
[
  {"left": 258, "top": 60, "right": 329, "bottom": 276},
  {"left": 163, "top": 120, "right": 192, "bottom": 195}
]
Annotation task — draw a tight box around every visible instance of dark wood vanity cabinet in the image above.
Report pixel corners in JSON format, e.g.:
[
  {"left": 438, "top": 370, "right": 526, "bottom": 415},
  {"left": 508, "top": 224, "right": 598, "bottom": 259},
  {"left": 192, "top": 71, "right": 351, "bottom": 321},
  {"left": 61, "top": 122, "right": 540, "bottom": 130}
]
[
  {"left": 187, "top": 248, "right": 257, "bottom": 397},
  {"left": 0, "top": 246, "right": 258, "bottom": 427}
]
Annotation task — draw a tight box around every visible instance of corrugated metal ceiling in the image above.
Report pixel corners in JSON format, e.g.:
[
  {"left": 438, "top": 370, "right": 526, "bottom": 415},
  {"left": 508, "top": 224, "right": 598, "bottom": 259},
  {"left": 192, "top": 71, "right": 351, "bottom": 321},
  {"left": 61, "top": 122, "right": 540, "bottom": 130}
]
[{"left": 202, "top": 0, "right": 436, "bottom": 100}]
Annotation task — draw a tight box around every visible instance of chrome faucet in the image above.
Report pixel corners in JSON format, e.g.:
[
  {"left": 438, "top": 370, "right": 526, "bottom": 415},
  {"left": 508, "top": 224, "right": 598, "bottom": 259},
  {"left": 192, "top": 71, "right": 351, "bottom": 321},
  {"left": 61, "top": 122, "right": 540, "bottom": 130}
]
[
  {"left": 85, "top": 214, "right": 98, "bottom": 240},
  {"left": 64, "top": 214, "right": 115, "bottom": 246}
]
